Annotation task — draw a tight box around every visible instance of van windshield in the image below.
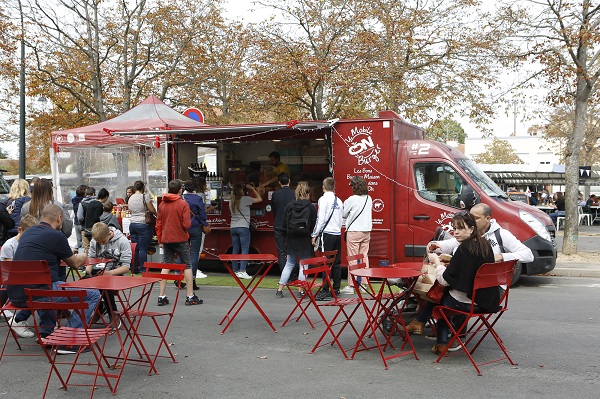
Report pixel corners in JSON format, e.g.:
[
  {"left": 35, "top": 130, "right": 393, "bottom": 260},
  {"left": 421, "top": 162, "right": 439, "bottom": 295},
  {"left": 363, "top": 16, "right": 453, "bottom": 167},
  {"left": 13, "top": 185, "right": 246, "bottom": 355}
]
[{"left": 456, "top": 158, "right": 507, "bottom": 199}]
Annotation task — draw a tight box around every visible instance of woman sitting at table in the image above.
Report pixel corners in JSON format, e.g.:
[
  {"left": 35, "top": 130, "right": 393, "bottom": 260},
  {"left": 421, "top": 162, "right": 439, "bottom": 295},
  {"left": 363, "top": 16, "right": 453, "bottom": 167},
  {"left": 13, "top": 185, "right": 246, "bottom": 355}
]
[
  {"left": 548, "top": 192, "right": 565, "bottom": 225},
  {"left": 405, "top": 211, "right": 495, "bottom": 354}
]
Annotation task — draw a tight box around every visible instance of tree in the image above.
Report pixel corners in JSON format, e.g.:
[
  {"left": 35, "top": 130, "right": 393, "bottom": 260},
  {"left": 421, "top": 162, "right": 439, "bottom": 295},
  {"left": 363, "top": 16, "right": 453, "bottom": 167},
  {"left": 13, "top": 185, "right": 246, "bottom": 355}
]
[
  {"left": 426, "top": 118, "right": 467, "bottom": 144},
  {"left": 0, "top": 0, "right": 18, "bottom": 140},
  {"left": 0, "top": 147, "right": 9, "bottom": 159},
  {"left": 498, "top": 0, "right": 600, "bottom": 254},
  {"left": 530, "top": 105, "right": 600, "bottom": 166},
  {"left": 473, "top": 138, "right": 524, "bottom": 164}
]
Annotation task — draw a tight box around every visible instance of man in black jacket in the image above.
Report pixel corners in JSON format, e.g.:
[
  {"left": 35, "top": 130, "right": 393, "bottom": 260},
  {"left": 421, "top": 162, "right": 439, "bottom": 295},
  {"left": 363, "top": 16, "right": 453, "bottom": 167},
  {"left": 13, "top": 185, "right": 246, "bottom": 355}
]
[{"left": 271, "top": 174, "right": 296, "bottom": 275}]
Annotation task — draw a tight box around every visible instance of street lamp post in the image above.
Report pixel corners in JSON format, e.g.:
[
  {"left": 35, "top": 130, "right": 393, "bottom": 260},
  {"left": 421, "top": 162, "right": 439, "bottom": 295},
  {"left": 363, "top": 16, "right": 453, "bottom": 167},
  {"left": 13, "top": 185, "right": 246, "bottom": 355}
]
[{"left": 18, "top": 0, "right": 26, "bottom": 179}]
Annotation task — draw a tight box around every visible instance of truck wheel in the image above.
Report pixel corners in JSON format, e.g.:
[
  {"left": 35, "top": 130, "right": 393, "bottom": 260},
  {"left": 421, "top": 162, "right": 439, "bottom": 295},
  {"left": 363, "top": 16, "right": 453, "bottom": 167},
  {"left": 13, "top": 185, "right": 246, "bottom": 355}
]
[{"left": 510, "top": 262, "right": 522, "bottom": 287}]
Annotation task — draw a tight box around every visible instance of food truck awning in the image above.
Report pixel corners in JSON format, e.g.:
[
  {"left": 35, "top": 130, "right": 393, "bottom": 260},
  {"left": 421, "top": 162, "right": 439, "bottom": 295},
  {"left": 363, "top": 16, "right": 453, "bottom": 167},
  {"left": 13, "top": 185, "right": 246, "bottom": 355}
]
[
  {"left": 478, "top": 163, "right": 600, "bottom": 186},
  {"left": 51, "top": 95, "right": 209, "bottom": 149},
  {"left": 113, "top": 120, "right": 335, "bottom": 142}
]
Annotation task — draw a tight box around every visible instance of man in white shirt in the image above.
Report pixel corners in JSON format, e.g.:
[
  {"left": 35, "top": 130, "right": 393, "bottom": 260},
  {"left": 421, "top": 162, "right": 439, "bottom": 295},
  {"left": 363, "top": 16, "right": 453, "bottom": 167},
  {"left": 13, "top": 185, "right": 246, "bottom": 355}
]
[{"left": 311, "top": 177, "right": 343, "bottom": 300}]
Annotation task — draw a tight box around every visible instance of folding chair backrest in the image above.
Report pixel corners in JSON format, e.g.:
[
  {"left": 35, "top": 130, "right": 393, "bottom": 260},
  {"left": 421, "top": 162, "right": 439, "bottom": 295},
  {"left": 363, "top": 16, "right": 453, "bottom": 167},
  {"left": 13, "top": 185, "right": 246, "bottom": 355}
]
[
  {"left": 346, "top": 253, "right": 364, "bottom": 266},
  {"left": 130, "top": 242, "right": 137, "bottom": 275},
  {"left": 25, "top": 288, "right": 88, "bottom": 313},
  {"left": 315, "top": 250, "right": 337, "bottom": 269},
  {"left": 301, "top": 257, "right": 329, "bottom": 278},
  {"left": 143, "top": 262, "right": 186, "bottom": 282},
  {"left": 0, "top": 260, "right": 52, "bottom": 286},
  {"left": 473, "top": 260, "right": 516, "bottom": 292}
]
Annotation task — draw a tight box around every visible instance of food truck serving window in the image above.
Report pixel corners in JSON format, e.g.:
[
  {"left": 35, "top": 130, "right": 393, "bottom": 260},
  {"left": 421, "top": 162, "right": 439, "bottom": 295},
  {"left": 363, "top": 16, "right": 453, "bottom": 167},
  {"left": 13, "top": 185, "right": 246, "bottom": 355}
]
[{"left": 415, "top": 163, "right": 466, "bottom": 208}]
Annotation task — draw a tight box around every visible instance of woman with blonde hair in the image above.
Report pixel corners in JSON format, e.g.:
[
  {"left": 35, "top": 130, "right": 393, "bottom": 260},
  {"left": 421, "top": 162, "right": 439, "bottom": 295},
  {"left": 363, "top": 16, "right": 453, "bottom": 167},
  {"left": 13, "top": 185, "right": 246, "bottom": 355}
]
[
  {"left": 229, "top": 183, "right": 262, "bottom": 279},
  {"left": 275, "top": 181, "right": 317, "bottom": 298},
  {"left": 2, "top": 178, "right": 31, "bottom": 238},
  {"left": 21, "top": 178, "right": 72, "bottom": 239}
]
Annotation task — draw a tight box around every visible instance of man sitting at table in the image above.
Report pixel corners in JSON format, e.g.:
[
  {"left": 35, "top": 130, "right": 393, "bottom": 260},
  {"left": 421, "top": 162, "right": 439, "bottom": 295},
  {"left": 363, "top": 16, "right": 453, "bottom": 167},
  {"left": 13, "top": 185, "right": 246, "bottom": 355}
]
[
  {"left": 86, "top": 222, "right": 132, "bottom": 322},
  {"left": 6, "top": 204, "right": 100, "bottom": 353}
]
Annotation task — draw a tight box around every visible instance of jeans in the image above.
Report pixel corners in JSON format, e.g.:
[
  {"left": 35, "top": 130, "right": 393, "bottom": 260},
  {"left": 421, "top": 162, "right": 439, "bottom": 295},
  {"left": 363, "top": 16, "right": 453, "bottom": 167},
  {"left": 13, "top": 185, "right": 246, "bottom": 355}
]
[
  {"left": 74, "top": 224, "right": 83, "bottom": 249},
  {"left": 278, "top": 254, "right": 310, "bottom": 285},
  {"left": 550, "top": 210, "right": 565, "bottom": 224},
  {"left": 130, "top": 222, "right": 153, "bottom": 272},
  {"left": 188, "top": 225, "right": 203, "bottom": 276},
  {"left": 230, "top": 227, "right": 250, "bottom": 272},
  {"left": 415, "top": 294, "right": 478, "bottom": 345},
  {"left": 163, "top": 242, "right": 192, "bottom": 269},
  {"left": 15, "top": 281, "right": 101, "bottom": 336}
]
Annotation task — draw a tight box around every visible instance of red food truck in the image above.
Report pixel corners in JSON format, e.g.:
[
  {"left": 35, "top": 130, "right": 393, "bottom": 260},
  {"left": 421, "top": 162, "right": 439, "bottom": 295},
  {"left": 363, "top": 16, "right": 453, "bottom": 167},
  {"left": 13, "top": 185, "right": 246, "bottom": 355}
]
[
  {"left": 162, "top": 110, "right": 556, "bottom": 284},
  {"left": 50, "top": 99, "right": 556, "bottom": 284}
]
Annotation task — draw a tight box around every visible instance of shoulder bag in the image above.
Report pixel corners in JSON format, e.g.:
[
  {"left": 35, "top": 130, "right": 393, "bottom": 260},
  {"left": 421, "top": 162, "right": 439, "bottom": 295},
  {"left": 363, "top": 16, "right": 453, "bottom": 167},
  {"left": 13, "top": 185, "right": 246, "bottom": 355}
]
[
  {"left": 343, "top": 196, "right": 369, "bottom": 242},
  {"left": 142, "top": 195, "right": 156, "bottom": 227},
  {"left": 314, "top": 197, "right": 337, "bottom": 250}
]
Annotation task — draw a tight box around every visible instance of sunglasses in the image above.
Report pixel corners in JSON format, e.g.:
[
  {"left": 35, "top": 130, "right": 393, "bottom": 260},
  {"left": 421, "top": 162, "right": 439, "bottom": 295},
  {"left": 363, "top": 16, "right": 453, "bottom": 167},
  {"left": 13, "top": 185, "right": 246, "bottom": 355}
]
[{"left": 455, "top": 210, "right": 469, "bottom": 217}]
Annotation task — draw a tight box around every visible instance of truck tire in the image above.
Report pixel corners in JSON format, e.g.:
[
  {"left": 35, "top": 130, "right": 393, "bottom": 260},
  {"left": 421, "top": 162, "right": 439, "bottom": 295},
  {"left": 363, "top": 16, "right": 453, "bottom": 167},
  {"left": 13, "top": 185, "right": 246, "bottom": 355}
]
[{"left": 510, "top": 262, "right": 522, "bottom": 287}]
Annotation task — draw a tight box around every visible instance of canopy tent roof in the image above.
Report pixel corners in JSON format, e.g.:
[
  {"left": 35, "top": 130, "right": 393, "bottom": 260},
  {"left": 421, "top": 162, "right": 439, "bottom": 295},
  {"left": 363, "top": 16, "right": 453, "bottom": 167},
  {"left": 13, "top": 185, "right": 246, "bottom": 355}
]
[
  {"left": 479, "top": 163, "right": 600, "bottom": 186},
  {"left": 51, "top": 95, "right": 208, "bottom": 149}
]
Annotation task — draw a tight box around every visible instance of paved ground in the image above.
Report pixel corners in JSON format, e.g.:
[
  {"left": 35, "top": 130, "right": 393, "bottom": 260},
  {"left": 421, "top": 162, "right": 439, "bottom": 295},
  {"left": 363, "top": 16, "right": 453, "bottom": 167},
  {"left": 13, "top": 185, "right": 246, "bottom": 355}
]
[
  {"left": 2, "top": 274, "right": 599, "bottom": 398},
  {"left": 552, "top": 224, "right": 600, "bottom": 278}
]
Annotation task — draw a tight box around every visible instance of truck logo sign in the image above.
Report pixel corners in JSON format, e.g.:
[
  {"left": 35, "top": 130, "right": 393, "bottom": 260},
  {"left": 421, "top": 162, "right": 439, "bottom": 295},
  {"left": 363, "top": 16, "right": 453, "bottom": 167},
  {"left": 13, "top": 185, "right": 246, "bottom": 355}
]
[
  {"left": 372, "top": 199, "right": 384, "bottom": 212},
  {"left": 345, "top": 126, "right": 381, "bottom": 165},
  {"left": 436, "top": 211, "right": 455, "bottom": 233}
]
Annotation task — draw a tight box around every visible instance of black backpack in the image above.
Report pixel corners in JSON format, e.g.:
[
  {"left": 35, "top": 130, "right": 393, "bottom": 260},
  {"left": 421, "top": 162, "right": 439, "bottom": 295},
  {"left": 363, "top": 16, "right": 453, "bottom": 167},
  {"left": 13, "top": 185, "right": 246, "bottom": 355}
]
[{"left": 287, "top": 203, "right": 311, "bottom": 236}]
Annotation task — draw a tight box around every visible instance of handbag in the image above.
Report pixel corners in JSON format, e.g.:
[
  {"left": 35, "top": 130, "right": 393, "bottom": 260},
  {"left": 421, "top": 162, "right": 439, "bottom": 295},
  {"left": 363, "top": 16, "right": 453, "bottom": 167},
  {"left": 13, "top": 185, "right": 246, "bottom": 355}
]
[
  {"left": 190, "top": 206, "right": 211, "bottom": 235},
  {"left": 343, "top": 196, "right": 369, "bottom": 241},
  {"left": 142, "top": 195, "right": 156, "bottom": 226},
  {"left": 426, "top": 281, "right": 447, "bottom": 304}
]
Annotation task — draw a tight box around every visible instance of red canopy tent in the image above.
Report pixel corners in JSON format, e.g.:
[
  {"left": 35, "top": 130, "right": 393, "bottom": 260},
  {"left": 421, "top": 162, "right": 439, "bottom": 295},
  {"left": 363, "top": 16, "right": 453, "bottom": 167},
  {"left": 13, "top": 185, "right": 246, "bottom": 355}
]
[{"left": 51, "top": 95, "right": 208, "bottom": 150}]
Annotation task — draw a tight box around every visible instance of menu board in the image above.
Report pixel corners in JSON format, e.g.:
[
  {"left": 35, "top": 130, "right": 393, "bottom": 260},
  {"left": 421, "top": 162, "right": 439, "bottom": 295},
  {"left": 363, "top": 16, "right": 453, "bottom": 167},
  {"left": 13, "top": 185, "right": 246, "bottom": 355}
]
[{"left": 508, "top": 192, "right": 529, "bottom": 204}]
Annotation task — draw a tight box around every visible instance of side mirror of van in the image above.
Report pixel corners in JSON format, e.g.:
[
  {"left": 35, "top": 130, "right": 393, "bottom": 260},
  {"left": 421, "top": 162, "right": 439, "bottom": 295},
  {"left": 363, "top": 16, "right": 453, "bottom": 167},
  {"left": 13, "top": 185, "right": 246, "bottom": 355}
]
[{"left": 459, "top": 184, "right": 479, "bottom": 209}]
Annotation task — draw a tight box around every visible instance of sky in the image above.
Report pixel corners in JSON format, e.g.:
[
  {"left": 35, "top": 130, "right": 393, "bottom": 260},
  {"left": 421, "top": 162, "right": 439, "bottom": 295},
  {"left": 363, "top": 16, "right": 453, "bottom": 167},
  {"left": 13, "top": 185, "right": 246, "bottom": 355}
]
[{"left": 0, "top": 0, "right": 542, "bottom": 161}]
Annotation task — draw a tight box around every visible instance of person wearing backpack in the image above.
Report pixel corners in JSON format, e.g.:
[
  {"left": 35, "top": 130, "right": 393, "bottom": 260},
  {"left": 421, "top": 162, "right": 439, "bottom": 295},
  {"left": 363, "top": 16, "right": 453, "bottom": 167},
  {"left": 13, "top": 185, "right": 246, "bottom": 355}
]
[{"left": 275, "top": 181, "right": 317, "bottom": 298}]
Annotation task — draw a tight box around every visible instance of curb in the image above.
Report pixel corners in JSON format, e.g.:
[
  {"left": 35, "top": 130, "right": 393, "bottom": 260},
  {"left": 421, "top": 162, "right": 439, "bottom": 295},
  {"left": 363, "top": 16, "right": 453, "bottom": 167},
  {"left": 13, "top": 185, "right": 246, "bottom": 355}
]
[{"left": 547, "top": 268, "right": 600, "bottom": 278}]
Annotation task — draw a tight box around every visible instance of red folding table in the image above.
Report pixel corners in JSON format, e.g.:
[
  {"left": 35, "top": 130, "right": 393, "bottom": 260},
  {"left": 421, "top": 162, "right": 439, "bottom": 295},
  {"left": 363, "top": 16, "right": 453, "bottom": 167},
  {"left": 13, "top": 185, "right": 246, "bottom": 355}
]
[
  {"left": 60, "top": 275, "right": 161, "bottom": 392},
  {"left": 350, "top": 266, "right": 422, "bottom": 369},
  {"left": 218, "top": 254, "right": 278, "bottom": 334}
]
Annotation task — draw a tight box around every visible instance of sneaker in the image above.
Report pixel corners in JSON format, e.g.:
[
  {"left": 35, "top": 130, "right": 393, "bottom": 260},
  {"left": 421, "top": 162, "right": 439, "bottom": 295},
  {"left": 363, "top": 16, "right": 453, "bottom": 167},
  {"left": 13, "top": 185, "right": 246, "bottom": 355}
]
[
  {"left": 157, "top": 296, "right": 169, "bottom": 306},
  {"left": 236, "top": 271, "right": 252, "bottom": 279},
  {"left": 296, "top": 291, "right": 306, "bottom": 299},
  {"left": 185, "top": 295, "right": 203, "bottom": 306},
  {"left": 275, "top": 290, "right": 284, "bottom": 299},
  {"left": 8, "top": 317, "right": 35, "bottom": 338},
  {"left": 447, "top": 341, "right": 462, "bottom": 352},
  {"left": 339, "top": 286, "right": 355, "bottom": 294},
  {"left": 315, "top": 290, "right": 333, "bottom": 301},
  {"left": 57, "top": 345, "right": 91, "bottom": 355},
  {"left": 196, "top": 270, "right": 208, "bottom": 279},
  {"left": 192, "top": 283, "right": 200, "bottom": 291},
  {"left": 3, "top": 310, "right": 14, "bottom": 319},
  {"left": 174, "top": 281, "right": 186, "bottom": 289}
]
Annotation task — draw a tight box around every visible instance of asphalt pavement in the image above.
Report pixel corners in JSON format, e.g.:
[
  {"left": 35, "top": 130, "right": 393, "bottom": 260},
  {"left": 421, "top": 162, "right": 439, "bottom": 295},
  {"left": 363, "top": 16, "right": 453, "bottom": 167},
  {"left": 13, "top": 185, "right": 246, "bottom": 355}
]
[{"left": 2, "top": 274, "right": 599, "bottom": 398}]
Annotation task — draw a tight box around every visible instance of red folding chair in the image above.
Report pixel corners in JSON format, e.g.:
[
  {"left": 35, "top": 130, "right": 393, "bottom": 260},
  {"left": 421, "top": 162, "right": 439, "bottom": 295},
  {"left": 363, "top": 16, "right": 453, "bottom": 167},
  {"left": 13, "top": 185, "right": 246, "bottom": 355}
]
[
  {"left": 347, "top": 254, "right": 368, "bottom": 292},
  {"left": 432, "top": 260, "right": 517, "bottom": 375},
  {"left": 281, "top": 256, "right": 329, "bottom": 329},
  {"left": 25, "top": 288, "right": 117, "bottom": 398},
  {"left": 123, "top": 262, "right": 186, "bottom": 374},
  {"left": 0, "top": 260, "right": 52, "bottom": 362}
]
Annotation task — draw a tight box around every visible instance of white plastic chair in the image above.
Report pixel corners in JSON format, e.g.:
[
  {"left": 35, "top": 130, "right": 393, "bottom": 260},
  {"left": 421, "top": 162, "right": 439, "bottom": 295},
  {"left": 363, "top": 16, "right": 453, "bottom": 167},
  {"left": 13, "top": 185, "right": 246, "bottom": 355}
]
[
  {"left": 556, "top": 216, "right": 565, "bottom": 230},
  {"left": 578, "top": 207, "right": 592, "bottom": 226}
]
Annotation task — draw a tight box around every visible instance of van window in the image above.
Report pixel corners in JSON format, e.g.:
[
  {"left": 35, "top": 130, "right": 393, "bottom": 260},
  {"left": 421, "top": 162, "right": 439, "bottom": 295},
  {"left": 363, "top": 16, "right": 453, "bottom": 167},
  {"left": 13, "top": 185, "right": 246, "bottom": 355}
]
[{"left": 415, "top": 163, "right": 466, "bottom": 207}]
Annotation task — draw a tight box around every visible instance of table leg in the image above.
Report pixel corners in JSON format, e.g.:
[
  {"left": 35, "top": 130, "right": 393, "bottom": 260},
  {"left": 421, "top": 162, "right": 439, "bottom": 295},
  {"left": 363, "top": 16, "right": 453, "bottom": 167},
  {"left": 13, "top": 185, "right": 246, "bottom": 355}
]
[{"left": 219, "top": 261, "right": 277, "bottom": 334}]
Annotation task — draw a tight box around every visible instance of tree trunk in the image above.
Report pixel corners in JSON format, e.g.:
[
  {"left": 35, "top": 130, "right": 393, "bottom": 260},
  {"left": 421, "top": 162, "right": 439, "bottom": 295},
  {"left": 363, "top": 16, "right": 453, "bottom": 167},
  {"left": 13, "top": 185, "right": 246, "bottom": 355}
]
[{"left": 562, "top": 76, "right": 590, "bottom": 254}]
